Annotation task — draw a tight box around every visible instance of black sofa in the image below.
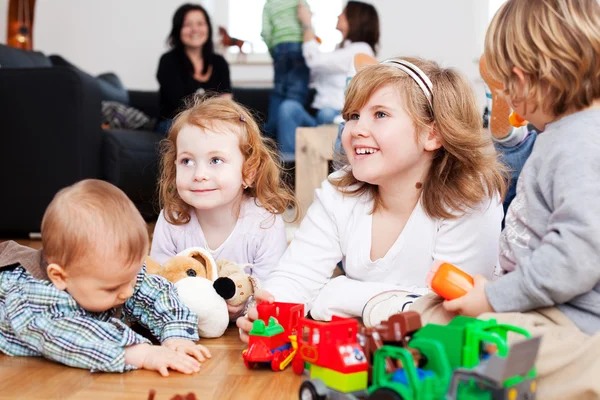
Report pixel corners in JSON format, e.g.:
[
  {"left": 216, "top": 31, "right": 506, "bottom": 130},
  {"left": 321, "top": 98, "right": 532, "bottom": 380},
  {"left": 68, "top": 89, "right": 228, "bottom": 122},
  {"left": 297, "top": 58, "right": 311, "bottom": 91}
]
[{"left": 0, "top": 44, "right": 272, "bottom": 237}]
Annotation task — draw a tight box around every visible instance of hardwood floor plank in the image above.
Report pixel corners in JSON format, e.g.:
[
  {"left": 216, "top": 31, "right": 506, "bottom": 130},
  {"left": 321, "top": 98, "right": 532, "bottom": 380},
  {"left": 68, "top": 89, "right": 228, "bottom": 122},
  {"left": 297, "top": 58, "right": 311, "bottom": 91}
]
[{"left": 0, "top": 328, "right": 304, "bottom": 399}]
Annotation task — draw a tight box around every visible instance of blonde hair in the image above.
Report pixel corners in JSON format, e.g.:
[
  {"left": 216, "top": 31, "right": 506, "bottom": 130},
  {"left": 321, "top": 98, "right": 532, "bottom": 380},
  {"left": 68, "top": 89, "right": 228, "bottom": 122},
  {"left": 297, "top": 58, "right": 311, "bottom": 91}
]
[
  {"left": 158, "top": 95, "right": 298, "bottom": 225},
  {"left": 484, "top": 0, "right": 600, "bottom": 117},
  {"left": 41, "top": 179, "right": 149, "bottom": 268},
  {"left": 333, "top": 57, "right": 507, "bottom": 219}
]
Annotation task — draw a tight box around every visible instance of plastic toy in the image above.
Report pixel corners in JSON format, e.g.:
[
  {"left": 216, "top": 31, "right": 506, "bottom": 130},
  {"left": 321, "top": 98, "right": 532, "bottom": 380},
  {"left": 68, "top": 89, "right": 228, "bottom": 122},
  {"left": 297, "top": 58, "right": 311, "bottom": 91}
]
[
  {"left": 359, "top": 312, "right": 422, "bottom": 380},
  {"left": 509, "top": 111, "right": 527, "bottom": 127},
  {"left": 242, "top": 301, "right": 304, "bottom": 371},
  {"left": 297, "top": 316, "right": 370, "bottom": 398},
  {"left": 427, "top": 262, "right": 474, "bottom": 301},
  {"left": 295, "top": 313, "right": 540, "bottom": 400},
  {"left": 479, "top": 54, "right": 528, "bottom": 137}
]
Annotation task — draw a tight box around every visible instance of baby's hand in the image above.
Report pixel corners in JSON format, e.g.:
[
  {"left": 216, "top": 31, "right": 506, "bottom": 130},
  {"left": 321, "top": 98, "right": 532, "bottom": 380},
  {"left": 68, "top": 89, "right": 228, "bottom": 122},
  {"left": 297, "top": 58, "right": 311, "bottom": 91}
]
[
  {"left": 236, "top": 289, "right": 275, "bottom": 344},
  {"left": 124, "top": 343, "right": 201, "bottom": 377},
  {"left": 443, "top": 275, "right": 494, "bottom": 317},
  {"left": 162, "top": 338, "right": 211, "bottom": 364}
]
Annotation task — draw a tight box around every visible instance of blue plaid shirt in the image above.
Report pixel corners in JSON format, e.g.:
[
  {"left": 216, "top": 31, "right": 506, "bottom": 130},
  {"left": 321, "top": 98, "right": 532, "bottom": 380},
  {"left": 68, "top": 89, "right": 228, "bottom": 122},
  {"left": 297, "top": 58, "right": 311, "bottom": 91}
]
[{"left": 0, "top": 264, "right": 199, "bottom": 372}]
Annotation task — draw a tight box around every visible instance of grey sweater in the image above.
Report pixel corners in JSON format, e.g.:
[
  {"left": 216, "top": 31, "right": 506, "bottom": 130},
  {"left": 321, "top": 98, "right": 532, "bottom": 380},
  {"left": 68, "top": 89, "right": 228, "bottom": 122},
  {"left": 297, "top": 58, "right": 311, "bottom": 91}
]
[{"left": 486, "top": 108, "right": 600, "bottom": 335}]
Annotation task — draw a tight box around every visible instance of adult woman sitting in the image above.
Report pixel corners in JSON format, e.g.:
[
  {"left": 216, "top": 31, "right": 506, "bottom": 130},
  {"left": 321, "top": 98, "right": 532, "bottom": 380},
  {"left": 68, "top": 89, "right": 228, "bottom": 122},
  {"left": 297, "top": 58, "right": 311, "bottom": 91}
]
[
  {"left": 276, "top": 1, "right": 379, "bottom": 153},
  {"left": 156, "top": 3, "right": 232, "bottom": 134}
]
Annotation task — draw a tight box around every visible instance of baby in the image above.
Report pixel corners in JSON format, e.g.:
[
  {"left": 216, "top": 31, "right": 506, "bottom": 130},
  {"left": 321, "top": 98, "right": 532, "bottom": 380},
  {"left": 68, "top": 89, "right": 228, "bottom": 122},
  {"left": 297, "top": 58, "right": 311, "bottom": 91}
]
[{"left": 0, "top": 179, "right": 209, "bottom": 375}]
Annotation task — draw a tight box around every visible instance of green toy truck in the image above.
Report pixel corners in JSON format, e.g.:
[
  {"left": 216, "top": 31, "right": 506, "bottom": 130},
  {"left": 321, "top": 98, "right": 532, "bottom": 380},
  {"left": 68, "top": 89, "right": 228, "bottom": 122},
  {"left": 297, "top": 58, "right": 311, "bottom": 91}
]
[{"left": 367, "top": 316, "right": 541, "bottom": 400}]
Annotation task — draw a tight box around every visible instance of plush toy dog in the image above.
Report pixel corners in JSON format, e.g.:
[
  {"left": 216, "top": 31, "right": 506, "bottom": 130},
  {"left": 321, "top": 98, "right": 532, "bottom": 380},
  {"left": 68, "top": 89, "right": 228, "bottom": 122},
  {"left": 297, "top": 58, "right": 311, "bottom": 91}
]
[{"left": 146, "top": 247, "right": 258, "bottom": 338}]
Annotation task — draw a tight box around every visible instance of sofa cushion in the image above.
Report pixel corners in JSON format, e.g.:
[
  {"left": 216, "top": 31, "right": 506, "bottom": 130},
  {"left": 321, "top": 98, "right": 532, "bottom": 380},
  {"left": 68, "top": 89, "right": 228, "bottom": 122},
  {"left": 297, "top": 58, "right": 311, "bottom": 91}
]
[
  {"left": 50, "top": 55, "right": 129, "bottom": 104},
  {"left": 103, "top": 129, "right": 163, "bottom": 217},
  {"left": 0, "top": 44, "right": 52, "bottom": 68},
  {"left": 97, "top": 72, "right": 130, "bottom": 105}
]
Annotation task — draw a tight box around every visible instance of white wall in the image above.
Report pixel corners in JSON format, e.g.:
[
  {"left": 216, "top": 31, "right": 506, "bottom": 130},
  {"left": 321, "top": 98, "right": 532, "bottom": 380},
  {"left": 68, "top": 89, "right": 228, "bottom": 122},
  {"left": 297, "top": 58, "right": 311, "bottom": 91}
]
[
  {"left": 1, "top": 0, "right": 491, "bottom": 105},
  {"left": 372, "top": 0, "right": 489, "bottom": 105},
  {"left": 0, "top": 0, "right": 8, "bottom": 44}
]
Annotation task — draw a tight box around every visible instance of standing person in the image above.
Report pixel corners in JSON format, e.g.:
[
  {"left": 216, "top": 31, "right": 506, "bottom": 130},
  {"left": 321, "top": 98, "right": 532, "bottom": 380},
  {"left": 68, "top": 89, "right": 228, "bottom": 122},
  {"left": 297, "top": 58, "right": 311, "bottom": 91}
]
[
  {"left": 276, "top": 1, "right": 380, "bottom": 153},
  {"left": 157, "top": 4, "right": 232, "bottom": 134},
  {"left": 238, "top": 56, "right": 506, "bottom": 338},
  {"left": 261, "top": 0, "right": 311, "bottom": 139}
]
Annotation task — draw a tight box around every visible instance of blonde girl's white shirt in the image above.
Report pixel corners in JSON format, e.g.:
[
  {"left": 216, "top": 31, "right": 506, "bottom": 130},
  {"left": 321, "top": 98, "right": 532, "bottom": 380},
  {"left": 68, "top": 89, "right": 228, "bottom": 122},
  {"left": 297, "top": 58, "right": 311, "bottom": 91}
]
[
  {"left": 150, "top": 197, "right": 287, "bottom": 282},
  {"left": 302, "top": 39, "right": 375, "bottom": 110},
  {"left": 263, "top": 171, "right": 503, "bottom": 312}
]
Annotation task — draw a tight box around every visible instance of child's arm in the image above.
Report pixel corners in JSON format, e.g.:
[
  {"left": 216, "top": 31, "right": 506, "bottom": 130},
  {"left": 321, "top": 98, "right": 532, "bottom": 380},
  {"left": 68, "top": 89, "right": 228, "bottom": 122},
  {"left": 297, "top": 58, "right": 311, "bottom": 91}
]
[
  {"left": 262, "top": 179, "right": 344, "bottom": 311},
  {"left": 249, "top": 213, "right": 288, "bottom": 282},
  {"left": 4, "top": 283, "right": 151, "bottom": 372},
  {"left": 302, "top": 40, "right": 374, "bottom": 74},
  {"left": 123, "top": 266, "right": 199, "bottom": 344},
  {"left": 433, "top": 194, "right": 504, "bottom": 279},
  {"left": 149, "top": 211, "right": 178, "bottom": 266},
  {"left": 486, "top": 147, "right": 600, "bottom": 314}
]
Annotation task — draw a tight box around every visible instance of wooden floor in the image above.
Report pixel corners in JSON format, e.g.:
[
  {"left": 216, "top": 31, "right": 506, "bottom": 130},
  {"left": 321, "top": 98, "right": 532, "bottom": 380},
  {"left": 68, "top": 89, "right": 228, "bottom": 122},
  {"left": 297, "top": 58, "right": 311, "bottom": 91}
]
[
  {"left": 0, "top": 238, "right": 304, "bottom": 400},
  {"left": 0, "top": 328, "right": 304, "bottom": 400}
]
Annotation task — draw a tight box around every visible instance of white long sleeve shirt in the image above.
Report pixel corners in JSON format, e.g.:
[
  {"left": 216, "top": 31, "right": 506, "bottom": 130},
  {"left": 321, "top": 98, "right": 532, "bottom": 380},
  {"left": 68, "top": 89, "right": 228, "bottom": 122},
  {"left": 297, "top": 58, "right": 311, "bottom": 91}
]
[
  {"left": 150, "top": 198, "right": 287, "bottom": 282},
  {"left": 264, "top": 173, "right": 503, "bottom": 316},
  {"left": 302, "top": 39, "right": 375, "bottom": 110}
]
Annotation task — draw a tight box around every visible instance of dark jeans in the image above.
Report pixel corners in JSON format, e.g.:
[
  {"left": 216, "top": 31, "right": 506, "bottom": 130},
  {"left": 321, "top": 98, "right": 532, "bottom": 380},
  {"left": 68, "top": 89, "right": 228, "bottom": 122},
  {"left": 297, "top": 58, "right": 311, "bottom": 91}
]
[
  {"left": 264, "top": 42, "right": 310, "bottom": 138},
  {"left": 496, "top": 127, "right": 538, "bottom": 225}
]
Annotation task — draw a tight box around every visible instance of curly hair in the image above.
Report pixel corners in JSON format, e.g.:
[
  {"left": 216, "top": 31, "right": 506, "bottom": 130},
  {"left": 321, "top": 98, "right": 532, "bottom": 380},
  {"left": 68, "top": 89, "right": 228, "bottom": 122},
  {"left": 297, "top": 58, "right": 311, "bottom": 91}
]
[
  {"left": 332, "top": 57, "right": 508, "bottom": 219},
  {"left": 158, "top": 94, "right": 297, "bottom": 225}
]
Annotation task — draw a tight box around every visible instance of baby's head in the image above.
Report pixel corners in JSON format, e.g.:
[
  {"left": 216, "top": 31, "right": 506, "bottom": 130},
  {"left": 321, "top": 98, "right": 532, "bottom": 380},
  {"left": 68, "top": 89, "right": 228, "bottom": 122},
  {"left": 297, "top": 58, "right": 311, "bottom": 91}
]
[
  {"left": 484, "top": 0, "right": 600, "bottom": 128},
  {"left": 336, "top": 57, "right": 506, "bottom": 218},
  {"left": 159, "top": 95, "right": 297, "bottom": 225},
  {"left": 42, "top": 179, "right": 149, "bottom": 312}
]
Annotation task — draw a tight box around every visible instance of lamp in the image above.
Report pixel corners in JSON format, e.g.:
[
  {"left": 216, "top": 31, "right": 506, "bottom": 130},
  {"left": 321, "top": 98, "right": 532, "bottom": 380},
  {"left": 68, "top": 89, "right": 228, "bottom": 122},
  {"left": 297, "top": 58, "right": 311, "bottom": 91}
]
[{"left": 7, "top": 0, "right": 36, "bottom": 50}]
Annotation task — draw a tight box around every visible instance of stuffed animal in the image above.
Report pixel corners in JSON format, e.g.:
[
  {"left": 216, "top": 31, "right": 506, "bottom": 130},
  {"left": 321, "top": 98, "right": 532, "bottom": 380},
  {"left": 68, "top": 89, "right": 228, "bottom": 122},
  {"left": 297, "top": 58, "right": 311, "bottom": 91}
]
[
  {"left": 214, "top": 259, "right": 259, "bottom": 307},
  {"left": 146, "top": 247, "right": 258, "bottom": 338}
]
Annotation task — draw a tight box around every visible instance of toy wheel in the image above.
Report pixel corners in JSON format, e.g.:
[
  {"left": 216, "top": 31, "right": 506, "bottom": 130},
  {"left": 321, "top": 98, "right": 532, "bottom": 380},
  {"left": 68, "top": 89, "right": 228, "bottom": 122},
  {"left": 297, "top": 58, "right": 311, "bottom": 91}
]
[
  {"left": 292, "top": 355, "right": 305, "bottom": 375},
  {"left": 368, "top": 388, "right": 403, "bottom": 400},
  {"left": 299, "top": 381, "right": 324, "bottom": 400},
  {"left": 243, "top": 358, "right": 257, "bottom": 369},
  {"left": 271, "top": 351, "right": 282, "bottom": 371}
]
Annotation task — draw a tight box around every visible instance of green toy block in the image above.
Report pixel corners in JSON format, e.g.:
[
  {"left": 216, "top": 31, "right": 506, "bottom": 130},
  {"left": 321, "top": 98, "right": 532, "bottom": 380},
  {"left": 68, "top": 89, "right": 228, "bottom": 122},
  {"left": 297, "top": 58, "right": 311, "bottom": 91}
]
[{"left": 249, "top": 316, "right": 285, "bottom": 337}]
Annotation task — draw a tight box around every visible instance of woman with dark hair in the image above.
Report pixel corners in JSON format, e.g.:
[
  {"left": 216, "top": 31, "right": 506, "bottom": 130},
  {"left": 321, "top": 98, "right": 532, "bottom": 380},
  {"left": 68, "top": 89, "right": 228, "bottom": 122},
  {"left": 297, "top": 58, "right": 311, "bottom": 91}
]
[
  {"left": 275, "top": 1, "right": 380, "bottom": 153},
  {"left": 156, "top": 4, "right": 232, "bottom": 134}
]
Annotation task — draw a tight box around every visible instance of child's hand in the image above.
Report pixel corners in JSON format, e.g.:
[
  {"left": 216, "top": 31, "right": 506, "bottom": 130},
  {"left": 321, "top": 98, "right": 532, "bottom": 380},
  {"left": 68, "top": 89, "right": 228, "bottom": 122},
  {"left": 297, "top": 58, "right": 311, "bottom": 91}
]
[
  {"left": 227, "top": 302, "right": 246, "bottom": 320},
  {"left": 162, "top": 338, "right": 211, "bottom": 363},
  {"left": 124, "top": 343, "right": 201, "bottom": 377},
  {"left": 443, "top": 275, "right": 494, "bottom": 317},
  {"left": 235, "top": 289, "right": 275, "bottom": 344}
]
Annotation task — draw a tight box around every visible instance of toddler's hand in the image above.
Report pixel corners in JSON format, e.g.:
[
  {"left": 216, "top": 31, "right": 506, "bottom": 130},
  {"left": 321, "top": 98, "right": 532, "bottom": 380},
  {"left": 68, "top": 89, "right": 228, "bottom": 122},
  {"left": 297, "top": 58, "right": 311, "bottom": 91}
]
[
  {"left": 236, "top": 289, "right": 275, "bottom": 344},
  {"left": 162, "top": 338, "right": 211, "bottom": 364},
  {"left": 443, "top": 275, "right": 494, "bottom": 317},
  {"left": 124, "top": 343, "right": 201, "bottom": 377},
  {"left": 227, "top": 302, "right": 246, "bottom": 320}
]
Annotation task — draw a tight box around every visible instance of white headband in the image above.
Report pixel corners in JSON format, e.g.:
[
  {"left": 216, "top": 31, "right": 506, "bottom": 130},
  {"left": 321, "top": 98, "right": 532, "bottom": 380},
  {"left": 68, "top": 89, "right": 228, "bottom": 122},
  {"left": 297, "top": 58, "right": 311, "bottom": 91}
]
[{"left": 380, "top": 59, "right": 434, "bottom": 110}]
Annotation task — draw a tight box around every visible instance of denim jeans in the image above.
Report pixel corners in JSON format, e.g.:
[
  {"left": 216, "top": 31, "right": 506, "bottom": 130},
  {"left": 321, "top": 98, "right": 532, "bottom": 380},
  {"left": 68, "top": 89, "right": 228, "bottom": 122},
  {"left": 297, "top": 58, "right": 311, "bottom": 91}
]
[
  {"left": 264, "top": 42, "right": 310, "bottom": 138},
  {"left": 496, "top": 128, "right": 538, "bottom": 224},
  {"left": 277, "top": 99, "right": 340, "bottom": 153}
]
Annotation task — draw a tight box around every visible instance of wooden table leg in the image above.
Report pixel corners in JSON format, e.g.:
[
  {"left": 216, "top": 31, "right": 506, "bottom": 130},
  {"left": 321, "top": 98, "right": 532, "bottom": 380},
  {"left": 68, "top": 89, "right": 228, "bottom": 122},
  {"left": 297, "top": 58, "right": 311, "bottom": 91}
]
[{"left": 295, "top": 125, "right": 339, "bottom": 220}]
